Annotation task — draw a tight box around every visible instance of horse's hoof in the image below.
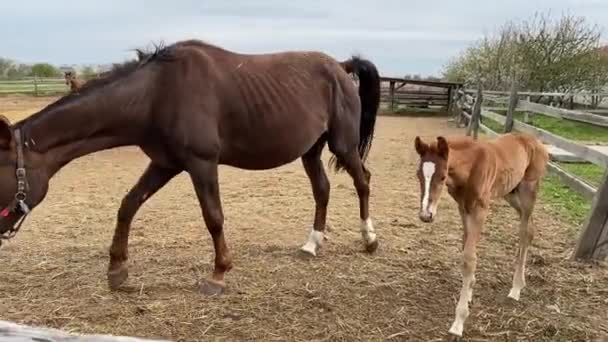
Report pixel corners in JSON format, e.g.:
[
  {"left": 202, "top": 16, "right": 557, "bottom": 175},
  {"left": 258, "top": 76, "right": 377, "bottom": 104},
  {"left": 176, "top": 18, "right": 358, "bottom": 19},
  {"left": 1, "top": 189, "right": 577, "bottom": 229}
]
[
  {"left": 199, "top": 279, "right": 226, "bottom": 296},
  {"left": 107, "top": 265, "right": 129, "bottom": 290},
  {"left": 300, "top": 244, "right": 317, "bottom": 257},
  {"left": 365, "top": 239, "right": 379, "bottom": 253}
]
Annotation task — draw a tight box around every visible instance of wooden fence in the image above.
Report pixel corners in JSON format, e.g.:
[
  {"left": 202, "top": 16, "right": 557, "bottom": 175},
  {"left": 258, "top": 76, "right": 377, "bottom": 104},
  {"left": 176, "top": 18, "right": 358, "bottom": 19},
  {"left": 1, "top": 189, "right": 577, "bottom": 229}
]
[
  {"left": 468, "top": 89, "right": 608, "bottom": 113},
  {"left": 454, "top": 83, "right": 608, "bottom": 261},
  {"left": 472, "top": 90, "right": 608, "bottom": 127},
  {"left": 0, "top": 77, "right": 67, "bottom": 96},
  {"left": 380, "top": 77, "right": 462, "bottom": 112},
  {"left": 0, "top": 320, "right": 170, "bottom": 342}
]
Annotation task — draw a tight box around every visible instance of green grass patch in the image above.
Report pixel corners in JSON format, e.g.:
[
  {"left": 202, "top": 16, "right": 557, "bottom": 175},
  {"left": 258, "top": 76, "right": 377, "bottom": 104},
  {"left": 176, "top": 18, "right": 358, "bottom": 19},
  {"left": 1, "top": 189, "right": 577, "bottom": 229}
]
[
  {"left": 480, "top": 116, "right": 504, "bottom": 133},
  {"left": 539, "top": 175, "right": 591, "bottom": 229},
  {"left": 555, "top": 162, "right": 606, "bottom": 188},
  {"left": 493, "top": 109, "right": 608, "bottom": 144}
]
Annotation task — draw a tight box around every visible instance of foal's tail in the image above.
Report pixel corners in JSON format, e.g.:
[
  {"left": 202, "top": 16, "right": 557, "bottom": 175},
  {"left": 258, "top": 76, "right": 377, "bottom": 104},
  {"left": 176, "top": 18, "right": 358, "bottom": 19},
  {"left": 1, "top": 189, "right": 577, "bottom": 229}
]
[{"left": 330, "top": 56, "right": 381, "bottom": 171}]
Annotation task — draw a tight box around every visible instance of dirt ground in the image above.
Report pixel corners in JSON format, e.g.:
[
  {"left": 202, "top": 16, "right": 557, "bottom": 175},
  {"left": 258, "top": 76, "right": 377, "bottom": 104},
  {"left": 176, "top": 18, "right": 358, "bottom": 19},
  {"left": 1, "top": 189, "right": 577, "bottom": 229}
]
[{"left": 0, "top": 96, "right": 607, "bottom": 342}]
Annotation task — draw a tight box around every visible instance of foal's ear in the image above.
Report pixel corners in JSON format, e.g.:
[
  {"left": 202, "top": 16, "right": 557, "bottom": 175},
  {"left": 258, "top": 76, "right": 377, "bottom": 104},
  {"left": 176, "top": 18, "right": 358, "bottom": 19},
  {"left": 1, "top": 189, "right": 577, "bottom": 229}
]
[
  {"left": 436, "top": 136, "right": 449, "bottom": 159},
  {"left": 414, "top": 136, "right": 428, "bottom": 156}
]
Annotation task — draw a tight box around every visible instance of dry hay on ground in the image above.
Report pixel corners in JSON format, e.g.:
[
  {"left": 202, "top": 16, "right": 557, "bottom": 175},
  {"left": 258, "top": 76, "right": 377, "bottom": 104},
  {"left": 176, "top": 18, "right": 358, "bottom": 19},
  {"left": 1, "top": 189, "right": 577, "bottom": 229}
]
[{"left": 0, "top": 97, "right": 606, "bottom": 341}]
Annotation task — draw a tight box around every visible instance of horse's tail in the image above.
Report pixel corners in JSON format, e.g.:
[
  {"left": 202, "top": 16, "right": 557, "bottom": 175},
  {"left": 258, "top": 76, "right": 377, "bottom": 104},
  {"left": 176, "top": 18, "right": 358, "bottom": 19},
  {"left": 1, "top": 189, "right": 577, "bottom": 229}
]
[{"left": 329, "top": 56, "right": 381, "bottom": 172}]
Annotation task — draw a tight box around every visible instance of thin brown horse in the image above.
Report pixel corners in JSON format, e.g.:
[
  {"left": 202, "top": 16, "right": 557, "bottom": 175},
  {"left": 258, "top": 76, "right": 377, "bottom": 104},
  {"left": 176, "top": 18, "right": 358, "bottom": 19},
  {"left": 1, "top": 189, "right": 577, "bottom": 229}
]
[
  {"left": 413, "top": 133, "right": 549, "bottom": 337},
  {"left": 0, "top": 39, "right": 381, "bottom": 295},
  {"left": 64, "top": 71, "right": 84, "bottom": 92}
]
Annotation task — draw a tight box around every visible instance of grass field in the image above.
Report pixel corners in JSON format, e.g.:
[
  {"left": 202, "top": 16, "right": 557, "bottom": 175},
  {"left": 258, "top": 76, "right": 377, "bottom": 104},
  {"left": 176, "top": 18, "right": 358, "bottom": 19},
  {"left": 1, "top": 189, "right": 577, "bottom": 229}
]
[
  {"left": 556, "top": 162, "right": 607, "bottom": 188},
  {"left": 492, "top": 109, "right": 608, "bottom": 144}
]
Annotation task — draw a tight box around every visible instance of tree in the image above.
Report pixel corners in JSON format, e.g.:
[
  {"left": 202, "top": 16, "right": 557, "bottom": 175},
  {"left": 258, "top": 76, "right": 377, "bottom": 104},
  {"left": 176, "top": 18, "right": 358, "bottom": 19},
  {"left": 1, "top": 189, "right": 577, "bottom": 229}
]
[
  {"left": 80, "top": 65, "right": 97, "bottom": 80},
  {"left": 0, "top": 58, "right": 15, "bottom": 78},
  {"left": 6, "top": 64, "right": 31, "bottom": 79},
  {"left": 30, "top": 63, "right": 61, "bottom": 77},
  {"left": 442, "top": 12, "right": 607, "bottom": 94}
]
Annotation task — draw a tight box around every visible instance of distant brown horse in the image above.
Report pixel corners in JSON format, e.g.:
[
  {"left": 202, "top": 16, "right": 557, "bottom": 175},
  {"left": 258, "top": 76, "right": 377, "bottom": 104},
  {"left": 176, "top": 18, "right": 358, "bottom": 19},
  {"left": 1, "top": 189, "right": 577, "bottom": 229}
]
[
  {"left": 413, "top": 133, "right": 548, "bottom": 337},
  {"left": 63, "top": 71, "right": 84, "bottom": 92},
  {"left": 0, "top": 39, "right": 381, "bottom": 295}
]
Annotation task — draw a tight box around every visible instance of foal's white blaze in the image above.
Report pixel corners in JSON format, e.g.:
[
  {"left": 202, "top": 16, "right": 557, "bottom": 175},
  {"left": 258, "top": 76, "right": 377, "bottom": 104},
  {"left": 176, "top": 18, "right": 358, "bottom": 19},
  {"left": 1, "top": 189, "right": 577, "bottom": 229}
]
[
  {"left": 300, "top": 229, "right": 324, "bottom": 256},
  {"left": 360, "top": 217, "right": 377, "bottom": 244},
  {"left": 421, "top": 161, "right": 436, "bottom": 213}
]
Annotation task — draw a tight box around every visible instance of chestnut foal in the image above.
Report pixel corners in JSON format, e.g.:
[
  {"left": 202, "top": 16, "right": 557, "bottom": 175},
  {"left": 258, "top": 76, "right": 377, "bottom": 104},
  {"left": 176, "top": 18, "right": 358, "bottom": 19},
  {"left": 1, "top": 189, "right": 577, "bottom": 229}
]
[
  {"left": 413, "top": 133, "right": 549, "bottom": 337},
  {"left": 64, "top": 71, "right": 84, "bottom": 92}
]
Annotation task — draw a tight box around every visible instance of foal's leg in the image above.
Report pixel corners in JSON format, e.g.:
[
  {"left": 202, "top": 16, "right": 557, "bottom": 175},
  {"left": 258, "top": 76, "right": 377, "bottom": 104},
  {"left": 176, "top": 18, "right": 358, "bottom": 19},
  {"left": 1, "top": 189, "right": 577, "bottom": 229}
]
[
  {"left": 338, "top": 150, "right": 378, "bottom": 252},
  {"left": 449, "top": 204, "right": 487, "bottom": 337},
  {"left": 300, "top": 138, "right": 331, "bottom": 256},
  {"left": 187, "top": 158, "right": 233, "bottom": 296},
  {"left": 108, "top": 163, "right": 180, "bottom": 289},
  {"left": 506, "top": 181, "right": 538, "bottom": 301}
]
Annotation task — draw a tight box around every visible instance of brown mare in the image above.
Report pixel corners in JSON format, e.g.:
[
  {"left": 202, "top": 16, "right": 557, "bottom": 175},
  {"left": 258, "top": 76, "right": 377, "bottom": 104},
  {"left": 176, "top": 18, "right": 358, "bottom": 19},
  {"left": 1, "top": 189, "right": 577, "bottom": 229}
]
[
  {"left": 413, "top": 133, "right": 549, "bottom": 337},
  {"left": 0, "top": 39, "right": 381, "bottom": 295},
  {"left": 63, "top": 71, "right": 84, "bottom": 92}
]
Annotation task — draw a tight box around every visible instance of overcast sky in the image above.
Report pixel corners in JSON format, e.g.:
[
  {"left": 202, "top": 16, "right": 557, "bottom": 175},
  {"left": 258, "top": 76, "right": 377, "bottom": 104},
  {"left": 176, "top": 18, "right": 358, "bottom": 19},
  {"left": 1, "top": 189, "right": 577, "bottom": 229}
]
[{"left": 2, "top": 0, "right": 607, "bottom": 76}]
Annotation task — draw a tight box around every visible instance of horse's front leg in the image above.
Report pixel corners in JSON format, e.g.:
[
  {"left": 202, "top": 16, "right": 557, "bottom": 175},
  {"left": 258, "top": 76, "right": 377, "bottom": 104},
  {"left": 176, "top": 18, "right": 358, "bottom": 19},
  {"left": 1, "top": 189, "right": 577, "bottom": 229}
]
[
  {"left": 449, "top": 203, "right": 487, "bottom": 337},
  {"left": 108, "top": 162, "right": 180, "bottom": 289},
  {"left": 187, "top": 158, "right": 233, "bottom": 295}
]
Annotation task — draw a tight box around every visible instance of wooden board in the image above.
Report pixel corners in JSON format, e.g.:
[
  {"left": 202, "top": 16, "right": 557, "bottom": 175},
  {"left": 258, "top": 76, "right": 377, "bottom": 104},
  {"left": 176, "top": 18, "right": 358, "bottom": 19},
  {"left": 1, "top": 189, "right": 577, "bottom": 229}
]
[
  {"left": 573, "top": 169, "right": 608, "bottom": 260},
  {"left": 481, "top": 109, "right": 608, "bottom": 167},
  {"left": 0, "top": 321, "right": 171, "bottom": 342},
  {"left": 519, "top": 101, "right": 608, "bottom": 127}
]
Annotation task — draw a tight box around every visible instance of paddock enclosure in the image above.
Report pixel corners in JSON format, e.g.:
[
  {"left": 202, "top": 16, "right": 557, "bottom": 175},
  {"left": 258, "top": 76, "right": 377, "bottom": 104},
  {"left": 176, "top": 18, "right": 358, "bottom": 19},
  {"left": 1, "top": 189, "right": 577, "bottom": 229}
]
[{"left": 0, "top": 96, "right": 606, "bottom": 341}]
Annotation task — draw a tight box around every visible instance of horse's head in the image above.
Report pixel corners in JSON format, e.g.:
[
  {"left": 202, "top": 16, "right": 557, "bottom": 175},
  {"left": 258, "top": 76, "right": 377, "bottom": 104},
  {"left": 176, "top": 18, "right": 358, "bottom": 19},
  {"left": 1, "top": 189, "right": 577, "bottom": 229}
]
[
  {"left": 414, "top": 136, "right": 450, "bottom": 223},
  {"left": 64, "top": 71, "right": 76, "bottom": 85},
  {"left": 64, "top": 71, "right": 72, "bottom": 85},
  {"left": 0, "top": 116, "right": 49, "bottom": 244}
]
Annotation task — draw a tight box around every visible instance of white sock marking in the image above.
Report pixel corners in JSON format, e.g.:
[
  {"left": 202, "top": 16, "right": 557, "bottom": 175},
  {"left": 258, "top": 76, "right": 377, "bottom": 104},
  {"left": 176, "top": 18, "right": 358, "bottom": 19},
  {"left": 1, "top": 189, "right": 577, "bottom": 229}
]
[
  {"left": 360, "top": 218, "right": 377, "bottom": 244},
  {"left": 300, "top": 229, "right": 324, "bottom": 256},
  {"left": 421, "top": 162, "right": 436, "bottom": 212},
  {"left": 449, "top": 273, "right": 473, "bottom": 337}
]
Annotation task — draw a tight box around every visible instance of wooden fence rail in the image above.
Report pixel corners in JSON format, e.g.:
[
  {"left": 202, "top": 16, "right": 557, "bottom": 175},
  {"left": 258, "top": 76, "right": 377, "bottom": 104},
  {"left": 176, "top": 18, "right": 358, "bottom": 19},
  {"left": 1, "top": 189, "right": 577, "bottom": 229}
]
[
  {"left": 480, "top": 109, "right": 608, "bottom": 167},
  {"left": 518, "top": 100, "right": 608, "bottom": 127},
  {"left": 380, "top": 77, "right": 462, "bottom": 111},
  {"left": 0, "top": 320, "right": 171, "bottom": 342}
]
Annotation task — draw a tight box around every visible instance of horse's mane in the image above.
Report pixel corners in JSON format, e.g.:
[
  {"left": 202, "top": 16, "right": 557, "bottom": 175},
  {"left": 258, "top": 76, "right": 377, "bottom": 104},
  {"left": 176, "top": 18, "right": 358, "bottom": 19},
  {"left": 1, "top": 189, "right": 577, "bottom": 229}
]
[{"left": 17, "top": 42, "right": 177, "bottom": 127}]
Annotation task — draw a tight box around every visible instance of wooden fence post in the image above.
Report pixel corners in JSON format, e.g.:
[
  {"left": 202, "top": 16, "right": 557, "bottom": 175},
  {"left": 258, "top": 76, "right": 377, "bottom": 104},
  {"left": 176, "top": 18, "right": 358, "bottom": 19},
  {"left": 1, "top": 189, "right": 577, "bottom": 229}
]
[
  {"left": 447, "top": 86, "right": 454, "bottom": 114},
  {"left": 33, "top": 77, "right": 39, "bottom": 97},
  {"left": 504, "top": 80, "right": 518, "bottom": 133},
  {"left": 572, "top": 169, "right": 608, "bottom": 261},
  {"left": 467, "top": 84, "right": 483, "bottom": 139},
  {"left": 389, "top": 81, "right": 396, "bottom": 112}
]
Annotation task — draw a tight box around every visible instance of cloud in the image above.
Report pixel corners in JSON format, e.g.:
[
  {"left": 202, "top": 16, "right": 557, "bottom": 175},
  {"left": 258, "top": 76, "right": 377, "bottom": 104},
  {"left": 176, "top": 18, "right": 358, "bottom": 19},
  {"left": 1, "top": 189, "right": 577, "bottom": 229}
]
[{"left": 2, "top": 0, "right": 607, "bottom": 76}]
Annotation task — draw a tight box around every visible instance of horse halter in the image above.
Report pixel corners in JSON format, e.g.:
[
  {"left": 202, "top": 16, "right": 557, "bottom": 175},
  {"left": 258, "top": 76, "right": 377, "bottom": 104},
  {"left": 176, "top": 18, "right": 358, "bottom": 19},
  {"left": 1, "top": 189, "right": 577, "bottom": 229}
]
[{"left": 0, "top": 128, "right": 31, "bottom": 246}]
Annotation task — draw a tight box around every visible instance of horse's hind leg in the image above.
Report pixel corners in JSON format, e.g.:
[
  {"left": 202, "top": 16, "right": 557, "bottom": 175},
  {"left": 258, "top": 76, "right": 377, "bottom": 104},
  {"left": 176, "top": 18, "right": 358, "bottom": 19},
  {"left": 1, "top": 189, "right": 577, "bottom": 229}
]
[
  {"left": 108, "top": 162, "right": 180, "bottom": 289},
  {"left": 505, "top": 180, "right": 539, "bottom": 301},
  {"left": 335, "top": 149, "right": 378, "bottom": 253},
  {"left": 300, "top": 137, "right": 330, "bottom": 256}
]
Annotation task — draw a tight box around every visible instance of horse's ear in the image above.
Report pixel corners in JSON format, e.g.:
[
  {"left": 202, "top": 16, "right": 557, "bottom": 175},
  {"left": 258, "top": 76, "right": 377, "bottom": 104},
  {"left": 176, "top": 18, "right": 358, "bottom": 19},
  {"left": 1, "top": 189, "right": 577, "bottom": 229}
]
[
  {"left": 437, "top": 136, "right": 449, "bottom": 159},
  {"left": 414, "top": 136, "right": 428, "bottom": 156},
  {"left": 0, "top": 116, "right": 12, "bottom": 150}
]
